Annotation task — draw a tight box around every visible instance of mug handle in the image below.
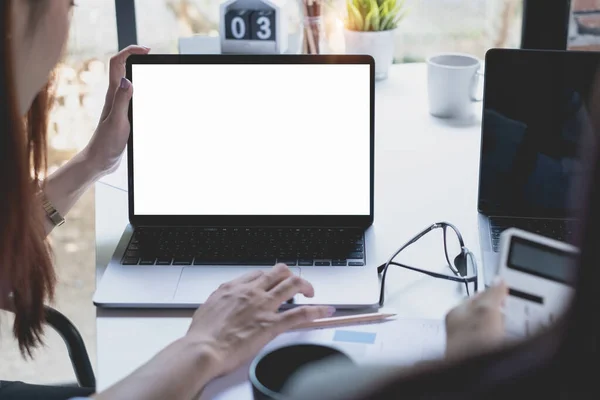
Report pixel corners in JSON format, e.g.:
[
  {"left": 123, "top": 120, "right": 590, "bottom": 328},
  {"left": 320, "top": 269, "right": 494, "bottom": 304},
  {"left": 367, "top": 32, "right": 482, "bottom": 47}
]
[{"left": 471, "top": 61, "right": 485, "bottom": 102}]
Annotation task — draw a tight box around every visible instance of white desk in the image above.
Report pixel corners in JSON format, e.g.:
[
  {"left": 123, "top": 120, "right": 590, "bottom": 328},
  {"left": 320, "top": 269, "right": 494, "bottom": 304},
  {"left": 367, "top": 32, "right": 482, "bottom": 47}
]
[{"left": 95, "top": 63, "right": 483, "bottom": 398}]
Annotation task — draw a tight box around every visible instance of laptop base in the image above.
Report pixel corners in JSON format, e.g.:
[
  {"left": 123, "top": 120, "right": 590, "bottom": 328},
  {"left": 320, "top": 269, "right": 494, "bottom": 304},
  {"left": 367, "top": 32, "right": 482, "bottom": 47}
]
[{"left": 94, "top": 225, "right": 380, "bottom": 309}]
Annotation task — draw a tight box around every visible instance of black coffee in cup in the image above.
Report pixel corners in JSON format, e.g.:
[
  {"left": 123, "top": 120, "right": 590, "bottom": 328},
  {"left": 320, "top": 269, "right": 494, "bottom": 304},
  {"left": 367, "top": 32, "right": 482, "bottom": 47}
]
[{"left": 249, "top": 344, "right": 353, "bottom": 400}]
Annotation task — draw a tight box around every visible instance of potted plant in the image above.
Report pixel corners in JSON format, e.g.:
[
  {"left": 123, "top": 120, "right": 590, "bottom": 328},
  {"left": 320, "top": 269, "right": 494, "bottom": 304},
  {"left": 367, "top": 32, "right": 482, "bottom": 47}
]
[{"left": 344, "top": 0, "right": 409, "bottom": 80}]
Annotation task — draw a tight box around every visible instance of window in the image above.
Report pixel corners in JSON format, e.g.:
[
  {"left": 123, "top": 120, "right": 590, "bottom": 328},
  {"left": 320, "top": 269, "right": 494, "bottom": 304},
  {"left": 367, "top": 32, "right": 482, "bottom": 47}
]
[
  {"left": 130, "top": 0, "right": 522, "bottom": 61},
  {"left": 392, "top": 0, "right": 523, "bottom": 62},
  {"left": 134, "top": 0, "right": 224, "bottom": 53},
  {"left": 569, "top": 0, "right": 600, "bottom": 50}
]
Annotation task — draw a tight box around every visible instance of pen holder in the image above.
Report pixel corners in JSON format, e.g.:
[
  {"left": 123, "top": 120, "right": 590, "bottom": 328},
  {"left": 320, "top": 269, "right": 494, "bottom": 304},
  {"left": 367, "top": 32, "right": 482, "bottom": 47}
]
[
  {"left": 301, "top": 0, "right": 325, "bottom": 54},
  {"left": 302, "top": 16, "right": 324, "bottom": 54}
]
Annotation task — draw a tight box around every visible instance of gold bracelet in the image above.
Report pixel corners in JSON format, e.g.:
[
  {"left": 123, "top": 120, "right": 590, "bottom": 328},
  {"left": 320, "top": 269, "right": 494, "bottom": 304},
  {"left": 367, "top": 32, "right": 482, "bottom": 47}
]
[{"left": 38, "top": 190, "right": 65, "bottom": 227}]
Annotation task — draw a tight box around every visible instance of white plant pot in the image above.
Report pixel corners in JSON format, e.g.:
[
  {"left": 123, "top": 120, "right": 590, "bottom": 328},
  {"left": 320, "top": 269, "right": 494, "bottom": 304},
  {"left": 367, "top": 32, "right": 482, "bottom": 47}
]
[{"left": 344, "top": 29, "right": 395, "bottom": 80}]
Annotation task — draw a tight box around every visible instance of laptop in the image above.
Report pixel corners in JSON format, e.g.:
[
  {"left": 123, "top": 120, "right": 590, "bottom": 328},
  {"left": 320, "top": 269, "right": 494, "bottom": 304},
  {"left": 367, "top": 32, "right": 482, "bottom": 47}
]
[
  {"left": 93, "top": 54, "right": 380, "bottom": 308},
  {"left": 478, "top": 49, "right": 597, "bottom": 285}
]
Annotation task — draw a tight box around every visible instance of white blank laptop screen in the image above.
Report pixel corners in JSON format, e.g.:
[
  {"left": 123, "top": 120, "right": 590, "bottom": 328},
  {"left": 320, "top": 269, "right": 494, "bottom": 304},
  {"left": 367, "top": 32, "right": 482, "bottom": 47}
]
[{"left": 132, "top": 63, "right": 371, "bottom": 216}]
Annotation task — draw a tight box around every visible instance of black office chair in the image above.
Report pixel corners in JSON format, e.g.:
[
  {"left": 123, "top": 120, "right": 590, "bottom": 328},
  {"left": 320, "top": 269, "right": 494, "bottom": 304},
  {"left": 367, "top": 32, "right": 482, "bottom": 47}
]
[{"left": 43, "top": 306, "right": 96, "bottom": 389}]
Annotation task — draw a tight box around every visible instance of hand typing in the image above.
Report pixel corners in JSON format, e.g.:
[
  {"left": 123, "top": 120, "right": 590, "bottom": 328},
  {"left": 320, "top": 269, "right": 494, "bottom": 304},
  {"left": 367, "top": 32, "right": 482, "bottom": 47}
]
[{"left": 185, "top": 264, "right": 335, "bottom": 377}]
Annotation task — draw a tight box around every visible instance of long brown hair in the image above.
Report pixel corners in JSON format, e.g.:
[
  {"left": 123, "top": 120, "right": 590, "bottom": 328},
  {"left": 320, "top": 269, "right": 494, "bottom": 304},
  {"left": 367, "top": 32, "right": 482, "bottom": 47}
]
[{"left": 1, "top": 0, "right": 56, "bottom": 356}]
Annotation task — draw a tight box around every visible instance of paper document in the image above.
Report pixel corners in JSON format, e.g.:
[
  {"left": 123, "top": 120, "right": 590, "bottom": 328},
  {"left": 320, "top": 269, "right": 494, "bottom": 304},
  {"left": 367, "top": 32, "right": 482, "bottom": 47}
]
[
  {"left": 266, "top": 317, "right": 446, "bottom": 366},
  {"left": 206, "top": 318, "right": 446, "bottom": 400}
]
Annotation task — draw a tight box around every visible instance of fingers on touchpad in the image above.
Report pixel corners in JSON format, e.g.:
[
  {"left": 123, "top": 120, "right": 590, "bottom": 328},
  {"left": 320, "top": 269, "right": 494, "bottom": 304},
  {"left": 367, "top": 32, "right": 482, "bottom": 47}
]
[{"left": 174, "top": 267, "right": 301, "bottom": 302}]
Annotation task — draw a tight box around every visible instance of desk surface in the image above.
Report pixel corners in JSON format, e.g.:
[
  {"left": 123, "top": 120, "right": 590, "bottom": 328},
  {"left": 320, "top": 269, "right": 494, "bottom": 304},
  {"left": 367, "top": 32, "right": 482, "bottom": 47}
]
[{"left": 94, "top": 63, "right": 483, "bottom": 398}]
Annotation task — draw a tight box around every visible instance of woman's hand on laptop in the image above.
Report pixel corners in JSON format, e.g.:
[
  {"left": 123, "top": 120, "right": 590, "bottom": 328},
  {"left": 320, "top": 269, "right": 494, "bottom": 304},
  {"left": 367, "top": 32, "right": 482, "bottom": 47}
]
[
  {"left": 83, "top": 45, "right": 150, "bottom": 177},
  {"left": 185, "top": 263, "right": 335, "bottom": 378}
]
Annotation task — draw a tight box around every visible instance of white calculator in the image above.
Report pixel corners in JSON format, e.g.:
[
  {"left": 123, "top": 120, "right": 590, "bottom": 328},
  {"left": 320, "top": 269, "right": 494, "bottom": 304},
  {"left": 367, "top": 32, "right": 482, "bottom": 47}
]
[{"left": 497, "top": 228, "right": 578, "bottom": 339}]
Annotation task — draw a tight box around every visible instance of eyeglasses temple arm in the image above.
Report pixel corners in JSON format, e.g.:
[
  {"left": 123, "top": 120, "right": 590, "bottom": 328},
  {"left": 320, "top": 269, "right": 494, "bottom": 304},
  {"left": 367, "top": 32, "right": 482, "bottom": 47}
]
[
  {"left": 387, "top": 261, "right": 471, "bottom": 283},
  {"left": 377, "top": 223, "right": 442, "bottom": 274}
]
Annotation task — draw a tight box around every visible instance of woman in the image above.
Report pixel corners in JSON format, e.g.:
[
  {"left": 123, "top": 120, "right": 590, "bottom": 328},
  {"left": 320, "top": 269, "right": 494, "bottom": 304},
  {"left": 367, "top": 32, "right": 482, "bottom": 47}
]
[
  {"left": 1, "top": 1, "right": 509, "bottom": 399},
  {"left": 1, "top": 1, "right": 334, "bottom": 398}
]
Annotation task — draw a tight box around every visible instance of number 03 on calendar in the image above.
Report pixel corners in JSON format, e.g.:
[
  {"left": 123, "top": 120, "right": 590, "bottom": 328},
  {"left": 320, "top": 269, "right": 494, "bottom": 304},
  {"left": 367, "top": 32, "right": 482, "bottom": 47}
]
[{"left": 220, "top": 0, "right": 288, "bottom": 54}]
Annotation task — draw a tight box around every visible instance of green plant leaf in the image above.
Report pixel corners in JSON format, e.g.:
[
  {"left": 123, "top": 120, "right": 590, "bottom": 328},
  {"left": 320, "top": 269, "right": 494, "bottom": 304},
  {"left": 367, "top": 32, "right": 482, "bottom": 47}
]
[
  {"left": 348, "top": 0, "right": 407, "bottom": 31},
  {"left": 379, "top": 1, "right": 388, "bottom": 18},
  {"left": 364, "top": 11, "right": 371, "bottom": 30},
  {"left": 376, "top": 0, "right": 407, "bottom": 30},
  {"left": 352, "top": 0, "right": 363, "bottom": 15},
  {"left": 348, "top": 1, "right": 365, "bottom": 31},
  {"left": 371, "top": 0, "right": 381, "bottom": 30},
  {"left": 380, "top": 1, "right": 401, "bottom": 29},
  {"left": 380, "top": 12, "right": 394, "bottom": 30}
]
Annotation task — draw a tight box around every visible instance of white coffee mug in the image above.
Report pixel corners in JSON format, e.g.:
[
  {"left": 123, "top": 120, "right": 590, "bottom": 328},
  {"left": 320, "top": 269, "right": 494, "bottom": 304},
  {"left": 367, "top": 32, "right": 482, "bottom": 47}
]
[{"left": 427, "top": 53, "right": 483, "bottom": 120}]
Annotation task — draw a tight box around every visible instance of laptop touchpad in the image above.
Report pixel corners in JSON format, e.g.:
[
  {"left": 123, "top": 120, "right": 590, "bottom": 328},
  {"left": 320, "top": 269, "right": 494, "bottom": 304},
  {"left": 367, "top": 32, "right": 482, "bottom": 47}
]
[{"left": 174, "top": 267, "right": 301, "bottom": 303}]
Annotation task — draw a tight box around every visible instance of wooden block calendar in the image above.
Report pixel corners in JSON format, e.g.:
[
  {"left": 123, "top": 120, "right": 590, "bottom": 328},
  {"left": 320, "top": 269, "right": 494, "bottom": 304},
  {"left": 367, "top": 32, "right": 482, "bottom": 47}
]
[{"left": 220, "top": 0, "right": 288, "bottom": 54}]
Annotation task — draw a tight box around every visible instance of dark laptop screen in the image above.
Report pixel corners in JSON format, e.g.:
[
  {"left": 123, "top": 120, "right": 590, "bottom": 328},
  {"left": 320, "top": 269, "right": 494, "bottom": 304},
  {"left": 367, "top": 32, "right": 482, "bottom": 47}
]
[{"left": 478, "top": 49, "right": 600, "bottom": 218}]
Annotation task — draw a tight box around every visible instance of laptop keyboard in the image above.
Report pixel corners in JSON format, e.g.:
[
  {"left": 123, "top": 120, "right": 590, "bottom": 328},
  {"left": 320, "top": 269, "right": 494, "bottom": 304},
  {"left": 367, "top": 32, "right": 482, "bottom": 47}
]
[
  {"left": 121, "top": 227, "right": 365, "bottom": 266},
  {"left": 490, "top": 218, "right": 576, "bottom": 252}
]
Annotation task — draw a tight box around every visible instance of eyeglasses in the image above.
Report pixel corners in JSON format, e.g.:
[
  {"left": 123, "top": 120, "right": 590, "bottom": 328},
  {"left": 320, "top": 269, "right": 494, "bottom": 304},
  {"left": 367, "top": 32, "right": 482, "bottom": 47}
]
[{"left": 377, "top": 222, "right": 479, "bottom": 306}]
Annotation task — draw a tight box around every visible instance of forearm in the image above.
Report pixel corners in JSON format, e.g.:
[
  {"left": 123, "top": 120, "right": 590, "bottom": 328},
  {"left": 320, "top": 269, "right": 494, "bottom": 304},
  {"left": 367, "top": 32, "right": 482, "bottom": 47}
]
[
  {"left": 93, "top": 337, "right": 220, "bottom": 400},
  {"left": 42, "top": 149, "right": 103, "bottom": 234}
]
